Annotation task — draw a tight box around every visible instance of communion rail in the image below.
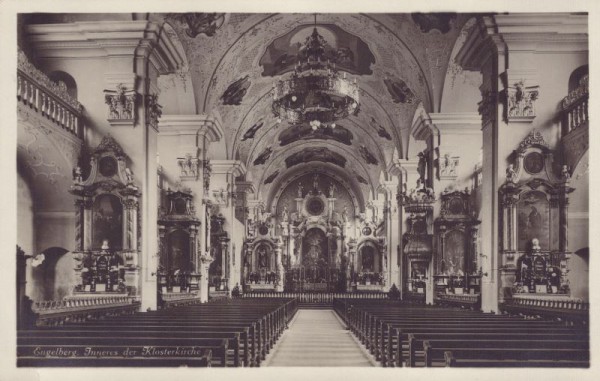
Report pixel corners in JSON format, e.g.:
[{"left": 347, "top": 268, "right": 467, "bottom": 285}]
[
  {"left": 32, "top": 295, "right": 140, "bottom": 327},
  {"left": 242, "top": 292, "right": 387, "bottom": 304},
  {"left": 500, "top": 296, "right": 588, "bottom": 325}
]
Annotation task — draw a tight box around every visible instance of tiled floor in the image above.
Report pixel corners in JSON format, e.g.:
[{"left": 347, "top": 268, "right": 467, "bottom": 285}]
[{"left": 265, "top": 309, "right": 374, "bottom": 367}]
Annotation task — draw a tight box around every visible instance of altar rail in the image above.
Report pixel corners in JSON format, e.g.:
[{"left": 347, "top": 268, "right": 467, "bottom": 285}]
[
  {"left": 32, "top": 295, "right": 139, "bottom": 326},
  {"left": 159, "top": 292, "right": 201, "bottom": 309},
  {"left": 17, "top": 50, "right": 83, "bottom": 139},
  {"left": 501, "top": 296, "right": 589, "bottom": 325},
  {"left": 561, "top": 74, "right": 588, "bottom": 135},
  {"left": 242, "top": 292, "right": 387, "bottom": 304},
  {"left": 436, "top": 293, "right": 481, "bottom": 310}
]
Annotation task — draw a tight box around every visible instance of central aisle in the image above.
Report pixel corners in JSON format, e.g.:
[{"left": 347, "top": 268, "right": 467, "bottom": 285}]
[{"left": 265, "top": 309, "right": 374, "bottom": 367}]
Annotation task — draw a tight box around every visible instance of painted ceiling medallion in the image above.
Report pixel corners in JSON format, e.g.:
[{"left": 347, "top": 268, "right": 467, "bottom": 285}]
[
  {"left": 221, "top": 75, "right": 251, "bottom": 106},
  {"left": 263, "top": 170, "right": 279, "bottom": 185},
  {"left": 359, "top": 145, "right": 378, "bottom": 165},
  {"left": 271, "top": 15, "right": 360, "bottom": 129},
  {"left": 167, "top": 13, "right": 226, "bottom": 38},
  {"left": 241, "top": 121, "right": 264, "bottom": 141},
  {"left": 278, "top": 123, "right": 353, "bottom": 146},
  {"left": 253, "top": 147, "right": 273, "bottom": 166},
  {"left": 411, "top": 13, "right": 457, "bottom": 34},
  {"left": 260, "top": 23, "right": 375, "bottom": 76},
  {"left": 370, "top": 117, "right": 392, "bottom": 140},
  {"left": 384, "top": 77, "right": 416, "bottom": 104},
  {"left": 285, "top": 147, "right": 346, "bottom": 168}
]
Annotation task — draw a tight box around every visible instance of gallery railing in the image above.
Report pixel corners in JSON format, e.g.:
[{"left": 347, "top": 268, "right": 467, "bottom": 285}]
[
  {"left": 561, "top": 74, "right": 588, "bottom": 136},
  {"left": 17, "top": 50, "right": 84, "bottom": 139}
]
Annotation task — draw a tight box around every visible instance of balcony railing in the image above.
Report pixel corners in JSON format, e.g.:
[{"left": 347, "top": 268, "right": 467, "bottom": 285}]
[
  {"left": 561, "top": 74, "right": 588, "bottom": 136},
  {"left": 17, "top": 50, "right": 83, "bottom": 139}
]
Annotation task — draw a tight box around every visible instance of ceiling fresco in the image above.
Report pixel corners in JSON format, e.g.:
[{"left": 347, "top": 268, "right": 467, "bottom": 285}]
[
  {"left": 285, "top": 147, "right": 347, "bottom": 169},
  {"left": 154, "top": 12, "right": 470, "bottom": 203},
  {"left": 278, "top": 124, "right": 354, "bottom": 146},
  {"left": 259, "top": 24, "right": 376, "bottom": 77}
]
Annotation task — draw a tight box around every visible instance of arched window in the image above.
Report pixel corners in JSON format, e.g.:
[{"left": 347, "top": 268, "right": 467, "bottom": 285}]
[
  {"left": 568, "top": 65, "right": 588, "bottom": 93},
  {"left": 48, "top": 70, "right": 78, "bottom": 99}
]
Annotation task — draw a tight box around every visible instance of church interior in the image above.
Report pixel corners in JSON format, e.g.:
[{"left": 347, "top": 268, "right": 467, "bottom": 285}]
[{"left": 13, "top": 11, "right": 590, "bottom": 369}]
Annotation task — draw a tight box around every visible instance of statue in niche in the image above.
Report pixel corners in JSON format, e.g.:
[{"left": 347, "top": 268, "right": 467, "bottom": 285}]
[
  {"left": 297, "top": 182, "right": 304, "bottom": 198},
  {"left": 281, "top": 205, "right": 289, "bottom": 222},
  {"left": 328, "top": 183, "right": 337, "bottom": 198},
  {"left": 417, "top": 151, "right": 427, "bottom": 187},
  {"left": 313, "top": 174, "right": 320, "bottom": 191},
  {"left": 506, "top": 164, "right": 518, "bottom": 183},
  {"left": 258, "top": 247, "right": 268, "bottom": 269},
  {"left": 73, "top": 166, "right": 83, "bottom": 184},
  {"left": 341, "top": 205, "right": 349, "bottom": 224},
  {"left": 125, "top": 167, "right": 134, "bottom": 184},
  {"left": 561, "top": 165, "right": 571, "bottom": 182}
]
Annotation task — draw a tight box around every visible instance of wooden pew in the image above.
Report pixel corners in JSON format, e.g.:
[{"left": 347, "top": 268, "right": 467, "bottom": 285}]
[
  {"left": 334, "top": 299, "right": 589, "bottom": 368},
  {"left": 409, "top": 336, "right": 588, "bottom": 367},
  {"left": 443, "top": 350, "right": 588, "bottom": 368},
  {"left": 18, "top": 298, "right": 296, "bottom": 367},
  {"left": 423, "top": 341, "right": 589, "bottom": 367}
]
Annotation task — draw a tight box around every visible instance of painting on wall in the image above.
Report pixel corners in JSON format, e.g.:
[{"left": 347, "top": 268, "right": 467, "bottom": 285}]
[
  {"left": 168, "top": 230, "right": 191, "bottom": 273},
  {"left": 302, "top": 228, "right": 328, "bottom": 268},
  {"left": 92, "top": 194, "right": 123, "bottom": 250},
  {"left": 517, "top": 190, "right": 550, "bottom": 251},
  {"left": 439, "top": 229, "right": 466, "bottom": 275}
]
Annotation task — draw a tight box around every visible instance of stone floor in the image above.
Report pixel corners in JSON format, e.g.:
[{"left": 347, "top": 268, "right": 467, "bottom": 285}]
[{"left": 264, "top": 309, "right": 374, "bottom": 367}]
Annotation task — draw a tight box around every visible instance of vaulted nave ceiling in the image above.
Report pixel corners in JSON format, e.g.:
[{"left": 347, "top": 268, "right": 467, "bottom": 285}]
[
  {"left": 154, "top": 13, "right": 475, "bottom": 201},
  {"left": 24, "top": 12, "right": 476, "bottom": 205}
]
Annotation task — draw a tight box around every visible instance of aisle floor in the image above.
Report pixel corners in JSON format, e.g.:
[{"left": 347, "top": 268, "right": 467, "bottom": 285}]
[{"left": 265, "top": 309, "right": 374, "bottom": 367}]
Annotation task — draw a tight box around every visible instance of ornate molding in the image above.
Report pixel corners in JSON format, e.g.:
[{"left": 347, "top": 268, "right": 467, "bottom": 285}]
[
  {"left": 438, "top": 153, "right": 459, "bottom": 180},
  {"left": 178, "top": 153, "right": 200, "bottom": 180},
  {"left": 104, "top": 84, "right": 138, "bottom": 126},
  {"left": 478, "top": 90, "right": 497, "bottom": 126},
  {"left": 505, "top": 81, "right": 539, "bottom": 123},
  {"left": 517, "top": 129, "right": 549, "bottom": 154},
  {"left": 146, "top": 94, "right": 162, "bottom": 131}
]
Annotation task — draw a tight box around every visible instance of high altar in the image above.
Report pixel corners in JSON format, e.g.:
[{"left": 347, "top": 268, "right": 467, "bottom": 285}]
[{"left": 242, "top": 172, "right": 388, "bottom": 293}]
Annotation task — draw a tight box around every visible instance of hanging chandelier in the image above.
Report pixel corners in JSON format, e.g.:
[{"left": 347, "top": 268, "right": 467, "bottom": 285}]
[{"left": 272, "top": 15, "right": 360, "bottom": 129}]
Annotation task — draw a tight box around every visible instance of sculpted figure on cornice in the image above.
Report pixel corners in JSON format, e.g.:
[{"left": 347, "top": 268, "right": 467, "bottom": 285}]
[
  {"left": 505, "top": 81, "right": 539, "bottom": 122},
  {"left": 104, "top": 84, "right": 137, "bottom": 121}
]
